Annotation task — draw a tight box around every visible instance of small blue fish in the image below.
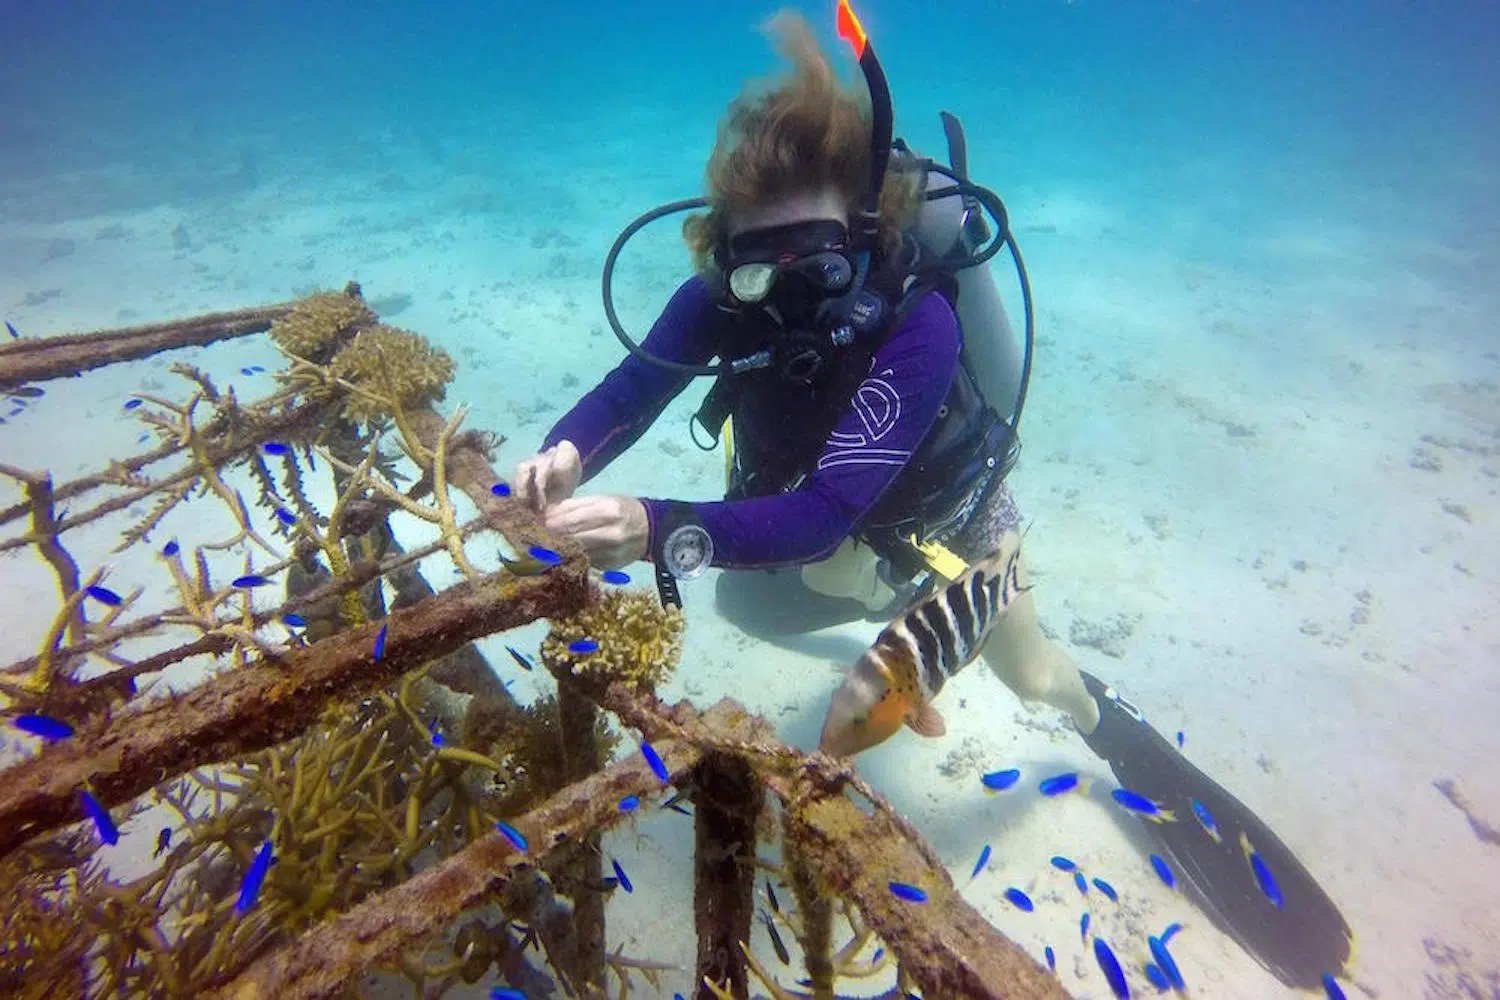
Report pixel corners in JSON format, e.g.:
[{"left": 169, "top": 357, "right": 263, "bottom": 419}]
[
  {"left": 981, "top": 767, "right": 1021, "bottom": 791},
  {"left": 600, "top": 569, "right": 630, "bottom": 585},
  {"left": 1073, "top": 871, "right": 1088, "bottom": 895},
  {"left": 568, "top": 638, "right": 599, "bottom": 654},
  {"left": 1243, "top": 835, "right": 1283, "bottom": 907},
  {"left": 1093, "top": 937, "right": 1129, "bottom": 999},
  {"left": 489, "top": 481, "right": 511, "bottom": 497},
  {"left": 1111, "top": 787, "right": 1173, "bottom": 821},
  {"left": 240, "top": 366, "right": 256, "bottom": 376},
  {"left": 231, "top": 574, "right": 271, "bottom": 588},
  {"left": 154, "top": 827, "right": 172, "bottom": 857},
  {"left": 372, "top": 623, "right": 387, "bottom": 660},
  {"left": 1148, "top": 934, "right": 1185, "bottom": 990},
  {"left": 888, "top": 881, "right": 927, "bottom": 903},
  {"left": 249, "top": 365, "right": 266, "bottom": 373},
  {"left": 1050, "top": 855, "right": 1077, "bottom": 871},
  {"left": 495, "top": 820, "right": 528, "bottom": 852},
  {"left": 1176, "top": 730, "right": 1185, "bottom": 748},
  {"left": 1080, "top": 911, "right": 1090, "bottom": 941},
  {"left": 1004, "top": 887, "right": 1034, "bottom": 912},
  {"left": 262, "top": 442, "right": 290, "bottom": 456},
  {"left": 527, "top": 545, "right": 562, "bottom": 564},
  {"left": 282, "top": 613, "right": 307, "bottom": 627},
  {"left": 5, "top": 320, "right": 18, "bottom": 338},
  {"left": 490, "top": 989, "right": 525, "bottom": 1000},
  {"left": 79, "top": 789, "right": 119, "bottom": 845},
  {"left": 1144, "top": 961, "right": 1170, "bottom": 991},
  {"left": 1321, "top": 972, "right": 1347, "bottom": 1000},
  {"left": 85, "top": 584, "right": 122, "bottom": 606},
  {"left": 1038, "top": 772, "right": 1080, "bottom": 796},
  {"left": 969, "top": 844, "right": 991, "bottom": 880},
  {"left": 236, "top": 840, "right": 273, "bottom": 914},
  {"left": 1044, "top": 945, "right": 1055, "bottom": 971},
  {"left": 12, "top": 713, "right": 73, "bottom": 741},
  {"left": 640, "top": 741, "right": 669, "bottom": 783},
  {"left": 1190, "top": 798, "right": 1221, "bottom": 842},
  {"left": 430, "top": 724, "right": 444, "bottom": 747},
  {"left": 612, "top": 857, "right": 633, "bottom": 893},
  {"left": 1091, "top": 877, "right": 1118, "bottom": 901},
  {"left": 618, "top": 794, "right": 640, "bottom": 812},
  {"left": 162, "top": 540, "right": 180, "bottom": 557},
  {"left": 274, "top": 507, "right": 297, "bottom": 525},
  {"left": 124, "top": 398, "right": 142, "bottom": 409},
  {"left": 505, "top": 646, "right": 533, "bottom": 671},
  {"left": 1161, "top": 921, "right": 1183, "bottom": 943},
  {"left": 1149, "top": 853, "right": 1175, "bottom": 889}
]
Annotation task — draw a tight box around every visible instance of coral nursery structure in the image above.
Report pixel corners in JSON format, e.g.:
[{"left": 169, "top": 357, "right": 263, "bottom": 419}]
[{"left": 0, "top": 288, "right": 1062, "bottom": 1000}]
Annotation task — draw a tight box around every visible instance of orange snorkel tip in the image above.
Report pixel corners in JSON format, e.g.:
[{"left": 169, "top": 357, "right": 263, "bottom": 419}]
[
  {"left": 836, "top": 0, "right": 868, "bottom": 58},
  {"left": 833, "top": 0, "right": 890, "bottom": 237}
]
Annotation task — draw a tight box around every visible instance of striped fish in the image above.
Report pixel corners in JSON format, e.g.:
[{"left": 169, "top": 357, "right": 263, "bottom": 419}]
[{"left": 818, "top": 542, "right": 1027, "bottom": 758}]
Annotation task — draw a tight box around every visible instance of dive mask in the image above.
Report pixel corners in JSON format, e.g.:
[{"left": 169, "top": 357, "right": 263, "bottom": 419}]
[{"left": 721, "top": 219, "right": 855, "bottom": 307}]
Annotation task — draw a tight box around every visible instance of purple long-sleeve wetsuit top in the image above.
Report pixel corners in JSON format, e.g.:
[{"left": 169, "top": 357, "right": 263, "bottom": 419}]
[{"left": 542, "top": 276, "right": 961, "bottom": 569}]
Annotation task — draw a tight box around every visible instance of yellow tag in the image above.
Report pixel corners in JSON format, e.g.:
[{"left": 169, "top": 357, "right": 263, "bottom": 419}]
[
  {"left": 909, "top": 535, "right": 968, "bottom": 583},
  {"left": 722, "top": 417, "right": 735, "bottom": 492}
]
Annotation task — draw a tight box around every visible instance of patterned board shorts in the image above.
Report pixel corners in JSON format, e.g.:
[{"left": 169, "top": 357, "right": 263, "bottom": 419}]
[{"left": 941, "top": 476, "right": 1023, "bottom": 565}]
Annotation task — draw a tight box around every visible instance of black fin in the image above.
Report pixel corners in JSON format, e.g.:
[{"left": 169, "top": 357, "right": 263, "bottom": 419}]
[{"left": 1077, "top": 670, "right": 1354, "bottom": 990}]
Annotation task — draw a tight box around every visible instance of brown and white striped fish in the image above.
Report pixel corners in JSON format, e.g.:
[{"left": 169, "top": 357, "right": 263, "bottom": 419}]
[{"left": 818, "top": 543, "right": 1028, "bottom": 758}]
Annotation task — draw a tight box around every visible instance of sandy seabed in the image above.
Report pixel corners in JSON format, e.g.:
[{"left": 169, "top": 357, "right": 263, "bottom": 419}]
[{"left": 2, "top": 112, "right": 1497, "bottom": 999}]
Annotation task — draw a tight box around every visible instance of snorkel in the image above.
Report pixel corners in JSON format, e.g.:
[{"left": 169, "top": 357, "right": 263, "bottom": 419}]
[{"left": 835, "top": 0, "right": 892, "bottom": 257}]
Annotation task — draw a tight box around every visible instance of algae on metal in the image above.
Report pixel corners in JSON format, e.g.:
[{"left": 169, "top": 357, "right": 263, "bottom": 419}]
[{"left": 1, "top": 293, "right": 1066, "bottom": 1000}]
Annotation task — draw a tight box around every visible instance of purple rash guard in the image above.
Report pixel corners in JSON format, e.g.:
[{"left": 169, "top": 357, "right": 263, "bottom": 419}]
[{"left": 542, "top": 276, "right": 961, "bottom": 569}]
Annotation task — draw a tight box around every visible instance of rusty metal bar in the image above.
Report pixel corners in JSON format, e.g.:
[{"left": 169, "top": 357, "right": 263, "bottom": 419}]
[
  {"left": 209, "top": 698, "right": 759, "bottom": 1000},
  {"left": 0, "top": 301, "right": 299, "bottom": 390},
  {"left": 0, "top": 562, "right": 590, "bottom": 861}
]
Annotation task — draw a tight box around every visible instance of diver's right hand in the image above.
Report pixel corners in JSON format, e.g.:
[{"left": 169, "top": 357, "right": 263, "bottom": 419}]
[{"left": 512, "top": 440, "right": 582, "bottom": 514}]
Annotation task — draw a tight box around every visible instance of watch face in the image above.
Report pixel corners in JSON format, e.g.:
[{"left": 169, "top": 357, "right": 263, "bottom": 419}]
[{"left": 663, "top": 523, "right": 713, "bottom": 580}]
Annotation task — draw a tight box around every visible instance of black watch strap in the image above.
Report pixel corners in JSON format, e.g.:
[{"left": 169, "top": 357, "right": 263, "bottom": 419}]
[{"left": 651, "top": 502, "right": 712, "bottom": 609}]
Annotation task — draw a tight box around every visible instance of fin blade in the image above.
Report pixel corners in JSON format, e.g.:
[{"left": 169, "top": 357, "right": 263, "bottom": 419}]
[{"left": 1078, "top": 670, "right": 1354, "bottom": 988}]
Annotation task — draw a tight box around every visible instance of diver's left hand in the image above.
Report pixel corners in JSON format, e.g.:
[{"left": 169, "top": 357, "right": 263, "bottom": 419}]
[{"left": 544, "top": 495, "right": 649, "bottom": 569}]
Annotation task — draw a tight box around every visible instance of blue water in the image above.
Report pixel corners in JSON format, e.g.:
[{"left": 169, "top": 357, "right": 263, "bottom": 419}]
[{"left": 2, "top": 1, "right": 1498, "bottom": 998}]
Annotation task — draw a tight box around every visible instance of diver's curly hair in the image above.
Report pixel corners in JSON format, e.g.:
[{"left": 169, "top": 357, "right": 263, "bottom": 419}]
[{"left": 682, "top": 10, "right": 922, "bottom": 272}]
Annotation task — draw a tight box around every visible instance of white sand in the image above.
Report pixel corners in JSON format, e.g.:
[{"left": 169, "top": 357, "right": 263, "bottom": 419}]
[{"left": 2, "top": 105, "right": 1497, "bottom": 1000}]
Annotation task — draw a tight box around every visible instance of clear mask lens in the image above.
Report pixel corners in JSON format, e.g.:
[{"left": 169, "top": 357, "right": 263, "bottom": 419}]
[{"left": 728, "top": 261, "right": 777, "bottom": 303}]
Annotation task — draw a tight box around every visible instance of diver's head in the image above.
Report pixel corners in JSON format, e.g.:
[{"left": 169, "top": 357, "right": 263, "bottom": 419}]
[
  {"left": 683, "top": 11, "right": 921, "bottom": 287},
  {"left": 597, "top": 4, "right": 928, "bottom": 384}
]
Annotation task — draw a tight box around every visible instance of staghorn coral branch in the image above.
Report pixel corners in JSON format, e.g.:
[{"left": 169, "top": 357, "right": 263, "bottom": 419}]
[
  {"left": 207, "top": 698, "right": 761, "bottom": 1000},
  {"left": 400, "top": 406, "right": 576, "bottom": 561},
  {"left": 0, "top": 515, "right": 487, "bottom": 705},
  {"left": 0, "top": 561, "right": 591, "bottom": 861},
  {"left": 319, "top": 406, "right": 480, "bottom": 579},
  {"left": 0, "top": 465, "right": 85, "bottom": 649},
  {"left": 0, "top": 396, "right": 332, "bottom": 544}
]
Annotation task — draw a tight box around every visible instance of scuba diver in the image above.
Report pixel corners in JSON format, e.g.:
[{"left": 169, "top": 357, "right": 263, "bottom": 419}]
[{"left": 511, "top": 2, "right": 1353, "bottom": 991}]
